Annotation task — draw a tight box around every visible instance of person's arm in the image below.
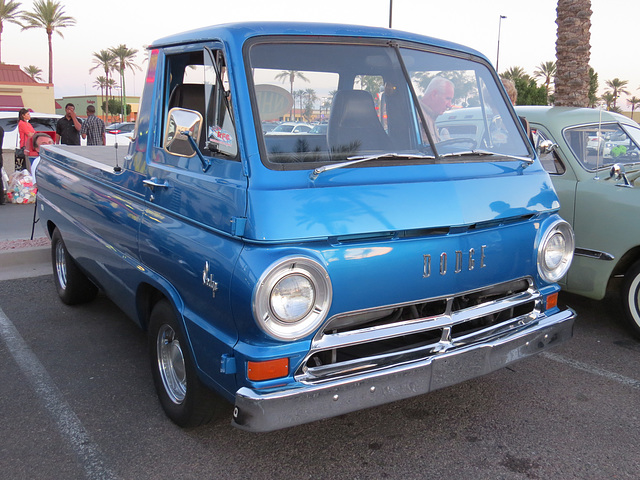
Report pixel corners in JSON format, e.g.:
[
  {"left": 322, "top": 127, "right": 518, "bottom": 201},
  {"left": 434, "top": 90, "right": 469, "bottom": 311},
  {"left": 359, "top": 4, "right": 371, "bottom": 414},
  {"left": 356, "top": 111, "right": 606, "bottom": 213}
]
[{"left": 69, "top": 110, "right": 82, "bottom": 132}]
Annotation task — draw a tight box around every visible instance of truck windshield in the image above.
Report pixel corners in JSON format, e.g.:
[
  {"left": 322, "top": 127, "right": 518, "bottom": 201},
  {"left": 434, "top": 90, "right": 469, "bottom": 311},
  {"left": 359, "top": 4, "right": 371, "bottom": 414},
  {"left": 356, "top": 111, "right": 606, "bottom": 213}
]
[{"left": 247, "top": 39, "right": 531, "bottom": 170}]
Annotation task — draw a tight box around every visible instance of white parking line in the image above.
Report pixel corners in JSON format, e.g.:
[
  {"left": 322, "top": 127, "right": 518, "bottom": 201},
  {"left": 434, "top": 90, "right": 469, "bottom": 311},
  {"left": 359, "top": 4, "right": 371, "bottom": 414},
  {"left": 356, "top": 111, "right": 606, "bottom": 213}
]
[
  {"left": 0, "top": 306, "right": 120, "bottom": 480},
  {"left": 542, "top": 351, "right": 640, "bottom": 390}
]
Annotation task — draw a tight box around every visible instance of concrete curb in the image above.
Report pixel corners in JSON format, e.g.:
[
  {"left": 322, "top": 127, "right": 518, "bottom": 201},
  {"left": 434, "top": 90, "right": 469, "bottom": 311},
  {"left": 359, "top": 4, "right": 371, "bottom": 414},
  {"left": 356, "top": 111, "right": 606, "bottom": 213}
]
[{"left": 0, "top": 245, "right": 52, "bottom": 280}]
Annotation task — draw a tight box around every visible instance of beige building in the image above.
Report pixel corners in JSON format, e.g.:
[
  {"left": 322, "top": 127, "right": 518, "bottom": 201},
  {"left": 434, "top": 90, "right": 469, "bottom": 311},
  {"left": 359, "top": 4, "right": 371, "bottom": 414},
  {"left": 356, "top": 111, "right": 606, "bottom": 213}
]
[
  {"left": 55, "top": 94, "right": 140, "bottom": 123},
  {"left": 0, "top": 64, "right": 56, "bottom": 113}
]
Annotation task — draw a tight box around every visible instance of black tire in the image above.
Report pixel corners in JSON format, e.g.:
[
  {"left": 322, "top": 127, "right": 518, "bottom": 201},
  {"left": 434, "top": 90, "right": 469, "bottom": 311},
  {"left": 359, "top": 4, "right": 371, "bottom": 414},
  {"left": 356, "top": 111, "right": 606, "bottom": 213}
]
[
  {"left": 51, "top": 228, "right": 98, "bottom": 305},
  {"left": 148, "top": 299, "right": 224, "bottom": 428},
  {"left": 622, "top": 261, "right": 640, "bottom": 339}
]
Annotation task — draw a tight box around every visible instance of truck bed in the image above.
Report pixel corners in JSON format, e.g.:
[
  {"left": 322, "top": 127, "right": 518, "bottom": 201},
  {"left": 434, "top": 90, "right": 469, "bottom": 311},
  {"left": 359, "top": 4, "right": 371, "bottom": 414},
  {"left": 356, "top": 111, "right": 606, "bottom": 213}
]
[{"left": 43, "top": 145, "right": 128, "bottom": 171}]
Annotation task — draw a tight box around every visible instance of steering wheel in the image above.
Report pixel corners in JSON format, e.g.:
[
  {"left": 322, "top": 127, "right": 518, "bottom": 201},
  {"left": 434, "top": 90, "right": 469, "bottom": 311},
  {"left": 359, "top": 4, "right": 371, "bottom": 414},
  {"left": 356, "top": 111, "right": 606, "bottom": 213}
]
[{"left": 435, "top": 137, "right": 478, "bottom": 149}]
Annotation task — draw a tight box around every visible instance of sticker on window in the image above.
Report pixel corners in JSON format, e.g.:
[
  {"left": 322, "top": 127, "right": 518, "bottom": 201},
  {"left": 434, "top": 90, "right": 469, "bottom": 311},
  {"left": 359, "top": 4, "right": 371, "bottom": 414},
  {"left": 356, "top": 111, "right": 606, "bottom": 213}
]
[{"left": 209, "top": 126, "right": 233, "bottom": 147}]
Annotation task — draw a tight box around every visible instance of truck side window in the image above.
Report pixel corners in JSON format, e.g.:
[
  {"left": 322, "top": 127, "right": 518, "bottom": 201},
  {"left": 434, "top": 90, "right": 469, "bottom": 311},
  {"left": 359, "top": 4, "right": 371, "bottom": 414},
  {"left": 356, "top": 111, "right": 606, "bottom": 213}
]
[{"left": 164, "top": 49, "right": 238, "bottom": 162}]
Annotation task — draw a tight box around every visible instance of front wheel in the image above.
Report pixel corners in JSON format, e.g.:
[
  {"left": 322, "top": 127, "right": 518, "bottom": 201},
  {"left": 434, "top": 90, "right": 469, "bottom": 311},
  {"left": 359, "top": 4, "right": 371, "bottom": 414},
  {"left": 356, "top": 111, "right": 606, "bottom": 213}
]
[
  {"left": 148, "top": 300, "right": 224, "bottom": 428},
  {"left": 51, "top": 228, "right": 98, "bottom": 305},
  {"left": 622, "top": 261, "right": 640, "bottom": 338}
]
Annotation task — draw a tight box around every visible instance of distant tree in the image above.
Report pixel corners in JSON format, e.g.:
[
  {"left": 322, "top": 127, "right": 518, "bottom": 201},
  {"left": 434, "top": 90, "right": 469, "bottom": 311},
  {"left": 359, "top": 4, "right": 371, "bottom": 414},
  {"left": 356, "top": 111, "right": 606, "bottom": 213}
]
[
  {"left": 20, "top": 0, "right": 76, "bottom": 84},
  {"left": 627, "top": 97, "right": 640, "bottom": 120},
  {"left": 356, "top": 75, "right": 383, "bottom": 97},
  {"left": 0, "top": 0, "right": 22, "bottom": 63},
  {"left": 93, "top": 75, "right": 107, "bottom": 116},
  {"left": 601, "top": 92, "right": 615, "bottom": 111},
  {"left": 514, "top": 77, "right": 548, "bottom": 105},
  {"left": 554, "top": 0, "right": 591, "bottom": 106},
  {"left": 102, "top": 98, "right": 131, "bottom": 116},
  {"left": 275, "top": 70, "right": 309, "bottom": 120},
  {"left": 605, "top": 78, "right": 629, "bottom": 109},
  {"left": 500, "top": 66, "right": 527, "bottom": 82},
  {"left": 23, "top": 64, "right": 42, "bottom": 81},
  {"left": 304, "top": 88, "right": 317, "bottom": 121},
  {"left": 109, "top": 44, "right": 140, "bottom": 122},
  {"left": 587, "top": 67, "right": 599, "bottom": 107},
  {"left": 90, "top": 49, "right": 116, "bottom": 121},
  {"left": 534, "top": 61, "right": 556, "bottom": 103}
]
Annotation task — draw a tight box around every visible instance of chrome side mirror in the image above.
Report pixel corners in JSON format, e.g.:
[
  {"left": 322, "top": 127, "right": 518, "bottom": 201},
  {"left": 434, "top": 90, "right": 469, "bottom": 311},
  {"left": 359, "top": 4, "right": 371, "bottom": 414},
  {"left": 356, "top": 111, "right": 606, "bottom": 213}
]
[
  {"left": 537, "top": 139, "right": 557, "bottom": 155},
  {"left": 164, "top": 108, "right": 203, "bottom": 157},
  {"left": 609, "top": 163, "right": 633, "bottom": 188}
]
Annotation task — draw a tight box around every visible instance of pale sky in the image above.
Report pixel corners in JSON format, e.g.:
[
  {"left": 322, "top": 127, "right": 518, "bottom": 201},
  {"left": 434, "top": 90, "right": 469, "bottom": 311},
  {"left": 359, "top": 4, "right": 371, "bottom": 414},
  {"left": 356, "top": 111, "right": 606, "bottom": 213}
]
[{"left": 4, "top": 0, "right": 637, "bottom": 109}]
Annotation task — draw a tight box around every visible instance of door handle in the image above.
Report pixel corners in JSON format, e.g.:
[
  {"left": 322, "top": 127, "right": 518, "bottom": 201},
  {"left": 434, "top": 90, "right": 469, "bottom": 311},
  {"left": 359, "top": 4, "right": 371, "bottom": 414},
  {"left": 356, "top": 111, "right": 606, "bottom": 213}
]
[{"left": 143, "top": 178, "right": 170, "bottom": 190}]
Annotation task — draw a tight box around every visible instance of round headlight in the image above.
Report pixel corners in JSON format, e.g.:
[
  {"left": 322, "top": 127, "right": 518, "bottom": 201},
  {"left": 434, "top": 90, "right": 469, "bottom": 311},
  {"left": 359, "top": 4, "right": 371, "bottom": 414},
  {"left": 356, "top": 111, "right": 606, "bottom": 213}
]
[
  {"left": 537, "top": 219, "right": 575, "bottom": 283},
  {"left": 253, "top": 257, "right": 332, "bottom": 340},
  {"left": 270, "top": 274, "right": 315, "bottom": 323}
]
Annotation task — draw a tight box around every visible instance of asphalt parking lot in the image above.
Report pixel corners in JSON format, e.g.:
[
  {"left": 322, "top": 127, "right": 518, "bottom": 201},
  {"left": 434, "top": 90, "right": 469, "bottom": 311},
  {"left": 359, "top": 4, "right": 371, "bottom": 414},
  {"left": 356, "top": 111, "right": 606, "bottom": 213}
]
[{"left": 1, "top": 268, "right": 639, "bottom": 479}]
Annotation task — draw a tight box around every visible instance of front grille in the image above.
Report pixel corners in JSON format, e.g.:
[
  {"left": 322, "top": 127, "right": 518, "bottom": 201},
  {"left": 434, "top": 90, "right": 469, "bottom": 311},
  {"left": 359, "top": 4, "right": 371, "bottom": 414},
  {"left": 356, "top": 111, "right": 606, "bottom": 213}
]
[{"left": 295, "top": 278, "right": 540, "bottom": 383}]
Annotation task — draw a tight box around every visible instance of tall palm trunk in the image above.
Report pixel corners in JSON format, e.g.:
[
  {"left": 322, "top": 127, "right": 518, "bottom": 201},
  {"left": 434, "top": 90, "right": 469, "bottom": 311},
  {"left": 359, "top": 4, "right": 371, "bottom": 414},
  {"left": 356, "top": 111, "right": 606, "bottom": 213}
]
[
  {"left": 554, "top": 0, "right": 592, "bottom": 107},
  {"left": 47, "top": 29, "right": 53, "bottom": 83}
]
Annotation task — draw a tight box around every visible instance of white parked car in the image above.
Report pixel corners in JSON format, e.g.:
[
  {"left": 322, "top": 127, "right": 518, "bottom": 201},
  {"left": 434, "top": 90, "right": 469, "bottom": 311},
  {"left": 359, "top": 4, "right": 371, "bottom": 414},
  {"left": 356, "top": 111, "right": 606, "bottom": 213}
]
[
  {"left": 264, "top": 122, "right": 312, "bottom": 135},
  {"left": 105, "top": 122, "right": 135, "bottom": 146},
  {"left": 0, "top": 111, "right": 61, "bottom": 151}
]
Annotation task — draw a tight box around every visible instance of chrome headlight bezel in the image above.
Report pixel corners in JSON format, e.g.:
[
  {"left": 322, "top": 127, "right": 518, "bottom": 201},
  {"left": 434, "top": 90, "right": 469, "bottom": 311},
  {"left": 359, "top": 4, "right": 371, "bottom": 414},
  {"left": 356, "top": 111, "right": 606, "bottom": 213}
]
[
  {"left": 253, "top": 256, "right": 332, "bottom": 341},
  {"left": 537, "top": 219, "right": 575, "bottom": 283}
]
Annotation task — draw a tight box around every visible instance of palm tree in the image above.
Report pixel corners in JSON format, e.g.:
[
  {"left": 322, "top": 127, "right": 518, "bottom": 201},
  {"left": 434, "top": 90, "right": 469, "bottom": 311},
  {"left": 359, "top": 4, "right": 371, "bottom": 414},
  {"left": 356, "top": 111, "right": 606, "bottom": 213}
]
[
  {"left": 628, "top": 97, "right": 640, "bottom": 121},
  {"left": 89, "top": 49, "right": 116, "bottom": 121},
  {"left": 601, "top": 92, "right": 615, "bottom": 111},
  {"left": 109, "top": 44, "right": 140, "bottom": 122},
  {"left": 93, "top": 75, "right": 107, "bottom": 119},
  {"left": 23, "top": 64, "right": 43, "bottom": 81},
  {"left": 20, "top": 0, "right": 75, "bottom": 84},
  {"left": 554, "top": 0, "right": 591, "bottom": 106},
  {"left": 0, "top": 0, "right": 22, "bottom": 63},
  {"left": 534, "top": 61, "right": 556, "bottom": 103},
  {"left": 105, "top": 77, "right": 117, "bottom": 121},
  {"left": 500, "top": 66, "right": 527, "bottom": 82},
  {"left": 605, "top": 78, "right": 629, "bottom": 109},
  {"left": 275, "top": 70, "right": 309, "bottom": 120},
  {"left": 304, "top": 88, "right": 318, "bottom": 121}
]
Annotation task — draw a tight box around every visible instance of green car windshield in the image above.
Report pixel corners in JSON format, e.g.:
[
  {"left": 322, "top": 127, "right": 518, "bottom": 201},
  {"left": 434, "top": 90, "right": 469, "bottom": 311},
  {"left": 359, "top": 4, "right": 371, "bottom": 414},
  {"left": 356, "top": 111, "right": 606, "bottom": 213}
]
[
  {"left": 247, "top": 39, "right": 531, "bottom": 169},
  {"left": 563, "top": 123, "right": 640, "bottom": 170}
]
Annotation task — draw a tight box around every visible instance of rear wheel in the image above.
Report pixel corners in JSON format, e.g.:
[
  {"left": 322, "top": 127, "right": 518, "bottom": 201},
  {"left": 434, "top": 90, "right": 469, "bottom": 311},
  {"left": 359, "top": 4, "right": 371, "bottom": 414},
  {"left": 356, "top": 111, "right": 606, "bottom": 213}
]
[
  {"left": 51, "top": 228, "right": 98, "bottom": 305},
  {"left": 622, "top": 261, "right": 640, "bottom": 338},
  {"left": 148, "top": 300, "right": 224, "bottom": 427}
]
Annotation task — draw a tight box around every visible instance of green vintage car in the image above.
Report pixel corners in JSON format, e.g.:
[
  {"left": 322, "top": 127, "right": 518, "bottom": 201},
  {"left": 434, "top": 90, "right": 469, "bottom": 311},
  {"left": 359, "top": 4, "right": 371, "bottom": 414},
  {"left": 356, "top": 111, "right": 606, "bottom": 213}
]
[{"left": 515, "top": 106, "right": 640, "bottom": 337}]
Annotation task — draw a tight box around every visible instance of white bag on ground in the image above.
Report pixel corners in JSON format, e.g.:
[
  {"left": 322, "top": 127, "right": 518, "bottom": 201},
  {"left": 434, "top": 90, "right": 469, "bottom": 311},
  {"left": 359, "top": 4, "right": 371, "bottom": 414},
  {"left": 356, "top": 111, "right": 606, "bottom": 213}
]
[{"left": 7, "top": 170, "right": 37, "bottom": 204}]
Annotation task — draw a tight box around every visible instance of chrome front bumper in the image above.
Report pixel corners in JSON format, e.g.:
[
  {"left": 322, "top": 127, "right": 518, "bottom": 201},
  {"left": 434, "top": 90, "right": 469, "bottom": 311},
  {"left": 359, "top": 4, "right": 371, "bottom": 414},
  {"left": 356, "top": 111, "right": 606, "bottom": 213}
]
[{"left": 231, "top": 308, "right": 575, "bottom": 432}]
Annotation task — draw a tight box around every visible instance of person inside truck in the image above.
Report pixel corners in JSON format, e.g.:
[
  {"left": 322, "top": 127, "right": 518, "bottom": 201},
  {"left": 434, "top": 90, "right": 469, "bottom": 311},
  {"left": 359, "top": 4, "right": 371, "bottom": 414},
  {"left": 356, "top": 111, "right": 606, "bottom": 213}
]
[
  {"left": 30, "top": 132, "right": 54, "bottom": 183},
  {"left": 419, "top": 76, "right": 454, "bottom": 142}
]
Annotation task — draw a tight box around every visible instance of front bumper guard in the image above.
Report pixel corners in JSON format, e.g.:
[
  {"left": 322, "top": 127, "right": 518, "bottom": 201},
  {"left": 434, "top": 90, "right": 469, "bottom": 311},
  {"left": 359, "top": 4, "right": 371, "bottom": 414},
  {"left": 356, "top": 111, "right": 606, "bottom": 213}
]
[{"left": 232, "top": 308, "right": 575, "bottom": 432}]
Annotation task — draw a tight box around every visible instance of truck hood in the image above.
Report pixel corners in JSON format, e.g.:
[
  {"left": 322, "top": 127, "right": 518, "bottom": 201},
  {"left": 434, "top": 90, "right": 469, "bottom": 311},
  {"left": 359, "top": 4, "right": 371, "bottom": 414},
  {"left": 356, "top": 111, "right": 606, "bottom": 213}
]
[{"left": 244, "top": 164, "right": 559, "bottom": 242}]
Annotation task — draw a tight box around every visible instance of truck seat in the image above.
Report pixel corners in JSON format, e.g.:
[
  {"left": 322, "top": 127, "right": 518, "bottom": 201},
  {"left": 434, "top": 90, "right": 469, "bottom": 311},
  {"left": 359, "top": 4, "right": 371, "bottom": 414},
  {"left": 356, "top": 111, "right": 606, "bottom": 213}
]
[
  {"left": 327, "top": 90, "right": 391, "bottom": 155},
  {"left": 168, "top": 83, "right": 206, "bottom": 150}
]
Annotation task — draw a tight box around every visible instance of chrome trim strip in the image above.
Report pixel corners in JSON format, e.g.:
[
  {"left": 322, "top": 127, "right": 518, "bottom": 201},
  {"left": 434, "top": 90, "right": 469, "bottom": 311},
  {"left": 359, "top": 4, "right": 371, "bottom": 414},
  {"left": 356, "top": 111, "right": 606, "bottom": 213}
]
[
  {"left": 574, "top": 248, "right": 615, "bottom": 261},
  {"left": 231, "top": 308, "right": 575, "bottom": 432},
  {"left": 309, "top": 288, "right": 540, "bottom": 352}
]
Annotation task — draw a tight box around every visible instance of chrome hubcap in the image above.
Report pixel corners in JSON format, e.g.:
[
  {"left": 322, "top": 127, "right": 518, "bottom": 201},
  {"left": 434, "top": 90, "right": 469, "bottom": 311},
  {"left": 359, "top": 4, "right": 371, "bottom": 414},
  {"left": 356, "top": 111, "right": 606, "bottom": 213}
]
[
  {"left": 157, "top": 324, "right": 187, "bottom": 404},
  {"left": 55, "top": 242, "right": 67, "bottom": 289}
]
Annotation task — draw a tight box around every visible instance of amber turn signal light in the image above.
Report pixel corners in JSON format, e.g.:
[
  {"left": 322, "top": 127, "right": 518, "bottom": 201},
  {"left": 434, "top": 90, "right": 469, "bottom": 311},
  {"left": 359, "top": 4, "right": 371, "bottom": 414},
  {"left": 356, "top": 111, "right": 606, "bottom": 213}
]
[
  {"left": 545, "top": 292, "right": 558, "bottom": 310},
  {"left": 247, "top": 358, "right": 289, "bottom": 381}
]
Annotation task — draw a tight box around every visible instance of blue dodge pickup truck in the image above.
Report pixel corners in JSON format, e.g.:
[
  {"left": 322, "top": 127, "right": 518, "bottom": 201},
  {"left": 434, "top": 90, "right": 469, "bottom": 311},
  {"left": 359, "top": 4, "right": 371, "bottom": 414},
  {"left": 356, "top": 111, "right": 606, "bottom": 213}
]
[{"left": 36, "top": 22, "right": 575, "bottom": 432}]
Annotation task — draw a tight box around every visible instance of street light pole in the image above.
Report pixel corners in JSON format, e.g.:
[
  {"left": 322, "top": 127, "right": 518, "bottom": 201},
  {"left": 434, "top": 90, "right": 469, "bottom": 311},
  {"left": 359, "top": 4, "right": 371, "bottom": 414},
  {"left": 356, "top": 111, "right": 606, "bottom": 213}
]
[
  {"left": 496, "top": 15, "right": 507, "bottom": 73},
  {"left": 389, "top": 0, "right": 393, "bottom": 28}
]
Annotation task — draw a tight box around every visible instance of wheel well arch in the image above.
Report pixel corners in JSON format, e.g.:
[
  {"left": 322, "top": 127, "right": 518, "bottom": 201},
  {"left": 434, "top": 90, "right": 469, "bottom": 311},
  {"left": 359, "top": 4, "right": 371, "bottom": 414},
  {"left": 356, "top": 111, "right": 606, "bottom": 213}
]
[
  {"left": 607, "top": 246, "right": 640, "bottom": 293},
  {"left": 612, "top": 247, "right": 640, "bottom": 277},
  {"left": 136, "top": 283, "right": 169, "bottom": 332}
]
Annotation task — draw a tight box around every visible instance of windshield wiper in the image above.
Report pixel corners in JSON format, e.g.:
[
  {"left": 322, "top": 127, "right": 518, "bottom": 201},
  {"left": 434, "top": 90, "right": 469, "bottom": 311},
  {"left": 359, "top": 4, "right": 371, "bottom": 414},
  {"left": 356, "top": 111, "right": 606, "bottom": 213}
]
[
  {"left": 310, "top": 152, "right": 435, "bottom": 179},
  {"left": 438, "top": 149, "right": 534, "bottom": 165}
]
